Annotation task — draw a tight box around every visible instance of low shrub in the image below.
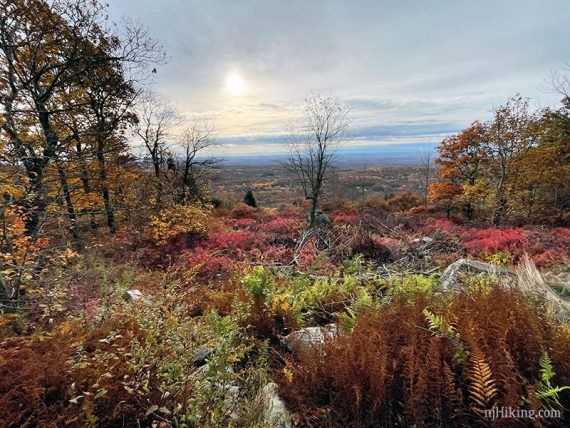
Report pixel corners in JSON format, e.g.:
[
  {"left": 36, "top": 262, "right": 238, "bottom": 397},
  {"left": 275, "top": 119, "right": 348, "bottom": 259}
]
[
  {"left": 350, "top": 236, "right": 394, "bottom": 263},
  {"left": 230, "top": 203, "right": 258, "bottom": 219}
]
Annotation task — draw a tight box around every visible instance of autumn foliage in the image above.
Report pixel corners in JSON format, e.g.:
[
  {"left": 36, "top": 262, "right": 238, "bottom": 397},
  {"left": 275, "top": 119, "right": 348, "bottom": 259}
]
[
  {"left": 277, "top": 287, "right": 570, "bottom": 427},
  {"left": 0, "top": 1, "right": 569, "bottom": 427}
]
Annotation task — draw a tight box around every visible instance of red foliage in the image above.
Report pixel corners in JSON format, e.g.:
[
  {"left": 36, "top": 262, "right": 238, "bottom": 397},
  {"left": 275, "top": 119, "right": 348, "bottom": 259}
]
[
  {"left": 258, "top": 216, "right": 301, "bottom": 236},
  {"left": 232, "top": 218, "right": 257, "bottom": 228},
  {"left": 331, "top": 212, "right": 358, "bottom": 224},
  {"left": 387, "top": 191, "right": 424, "bottom": 212},
  {"left": 420, "top": 217, "right": 569, "bottom": 266},
  {"left": 461, "top": 228, "right": 529, "bottom": 255},
  {"left": 374, "top": 236, "right": 402, "bottom": 260}
]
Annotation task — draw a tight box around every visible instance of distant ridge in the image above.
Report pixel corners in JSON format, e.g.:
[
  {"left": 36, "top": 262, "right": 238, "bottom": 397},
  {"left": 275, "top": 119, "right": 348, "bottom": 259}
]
[{"left": 221, "top": 142, "right": 438, "bottom": 167}]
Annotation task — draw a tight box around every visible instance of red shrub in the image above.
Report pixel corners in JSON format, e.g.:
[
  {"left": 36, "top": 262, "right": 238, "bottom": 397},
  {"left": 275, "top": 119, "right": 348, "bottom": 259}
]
[
  {"left": 207, "top": 230, "right": 261, "bottom": 253},
  {"left": 374, "top": 236, "right": 402, "bottom": 259},
  {"left": 258, "top": 216, "right": 301, "bottom": 236},
  {"left": 532, "top": 248, "right": 568, "bottom": 268},
  {"left": 331, "top": 213, "right": 358, "bottom": 224},
  {"left": 387, "top": 191, "right": 424, "bottom": 212},
  {"left": 419, "top": 219, "right": 569, "bottom": 266},
  {"left": 262, "top": 245, "right": 293, "bottom": 265},
  {"left": 421, "top": 218, "right": 463, "bottom": 236},
  {"left": 460, "top": 228, "right": 528, "bottom": 256},
  {"left": 232, "top": 218, "right": 257, "bottom": 228}
]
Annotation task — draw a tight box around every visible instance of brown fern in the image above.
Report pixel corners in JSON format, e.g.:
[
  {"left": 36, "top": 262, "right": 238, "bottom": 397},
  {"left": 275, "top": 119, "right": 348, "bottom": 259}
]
[
  {"left": 443, "top": 362, "right": 464, "bottom": 417},
  {"left": 468, "top": 349, "right": 498, "bottom": 415}
]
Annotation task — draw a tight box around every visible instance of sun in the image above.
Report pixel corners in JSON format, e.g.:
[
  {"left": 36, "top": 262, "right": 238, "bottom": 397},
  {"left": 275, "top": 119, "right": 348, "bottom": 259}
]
[{"left": 225, "top": 72, "right": 246, "bottom": 96}]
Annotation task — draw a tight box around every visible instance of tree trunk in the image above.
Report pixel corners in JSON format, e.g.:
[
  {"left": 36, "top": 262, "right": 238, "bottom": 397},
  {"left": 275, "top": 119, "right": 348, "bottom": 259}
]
[
  {"left": 492, "top": 168, "right": 507, "bottom": 225},
  {"left": 96, "top": 147, "right": 117, "bottom": 233},
  {"left": 75, "top": 142, "right": 98, "bottom": 230},
  {"left": 309, "top": 196, "right": 318, "bottom": 228},
  {"left": 56, "top": 163, "right": 79, "bottom": 242}
]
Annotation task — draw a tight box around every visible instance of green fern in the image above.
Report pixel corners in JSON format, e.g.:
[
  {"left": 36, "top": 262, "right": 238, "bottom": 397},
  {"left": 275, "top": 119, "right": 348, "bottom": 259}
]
[
  {"left": 423, "top": 308, "right": 468, "bottom": 363},
  {"left": 423, "top": 308, "right": 443, "bottom": 331},
  {"left": 535, "top": 352, "right": 570, "bottom": 409}
]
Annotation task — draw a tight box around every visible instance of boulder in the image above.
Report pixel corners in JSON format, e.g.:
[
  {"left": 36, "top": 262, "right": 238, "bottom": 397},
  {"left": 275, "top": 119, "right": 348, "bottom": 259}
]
[
  {"left": 282, "top": 324, "right": 337, "bottom": 352},
  {"left": 261, "top": 383, "right": 293, "bottom": 428},
  {"left": 439, "top": 258, "right": 513, "bottom": 291},
  {"left": 308, "top": 210, "right": 331, "bottom": 228}
]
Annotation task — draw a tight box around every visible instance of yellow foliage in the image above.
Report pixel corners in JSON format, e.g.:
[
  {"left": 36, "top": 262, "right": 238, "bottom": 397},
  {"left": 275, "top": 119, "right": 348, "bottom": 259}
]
[{"left": 150, "top": 204, "right": 211, "bottom": 245}]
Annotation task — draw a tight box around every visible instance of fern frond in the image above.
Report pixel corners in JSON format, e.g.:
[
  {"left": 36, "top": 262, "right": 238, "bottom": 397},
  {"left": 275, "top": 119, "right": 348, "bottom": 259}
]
[
  {"left": 423, "top": 308, "right": 442, "bottom": 332},
  {"left": 535, "top": 351, "right": 570, "bottom": 409},
  {"left": 539, "top": 351, "right": 555, "bottom": 384},
  {"left": 443, "top": 362, "right": 463, "bottom": 417},
  {"left": 469, "top": 350, "right": 498, "bottom": 415}
]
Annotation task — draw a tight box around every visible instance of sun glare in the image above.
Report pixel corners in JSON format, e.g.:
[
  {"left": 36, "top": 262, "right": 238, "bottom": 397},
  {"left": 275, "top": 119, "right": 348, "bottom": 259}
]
[{"left": 226, "top": 72, "right": 246, "bottom": 96}]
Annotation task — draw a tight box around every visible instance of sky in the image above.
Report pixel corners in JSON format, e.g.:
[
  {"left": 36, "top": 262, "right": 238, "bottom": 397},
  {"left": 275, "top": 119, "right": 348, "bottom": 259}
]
[{"left": 107, "top": 0, "right": 570, "bottom": 156}]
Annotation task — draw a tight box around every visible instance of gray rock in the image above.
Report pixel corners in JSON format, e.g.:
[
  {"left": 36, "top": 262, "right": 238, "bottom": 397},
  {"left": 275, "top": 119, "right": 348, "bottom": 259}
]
[
  {"left": 308, "top": 210, "right": 331, "bottom": 228},
  {"left": 191, "top": 346, "right": 214, "bottom": 366},
  {"left": 439, "top": 258, "right": 514, "bottom": 291},
  {"left": 123, "top": 289, "right": 143, "bottom": 301},
  {"left": 123, "top": 289, "right": 153, "bottom": 305},
  {"left": 282, "top": 324, "right": 337, "bottom": 352},
  {"left": 410, "top": 236, "right": 434, "bottom": 246},
  {"left": 261, "top": 382, "right": 293, "bottom": 428}
]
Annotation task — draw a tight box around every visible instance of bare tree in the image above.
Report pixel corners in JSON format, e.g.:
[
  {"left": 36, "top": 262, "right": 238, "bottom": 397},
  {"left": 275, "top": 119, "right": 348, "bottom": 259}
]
[
  {"left": 285, "top": 94, "right": 349, "bottom": 228},
  {"left": 134, "top": 93, "right": 181, "bottom": 208},
  {"left": 549, "top": 63, "right": 570, "bottom": 101},
  {"left": 176, "top": 119, "right": 220, "bottom": 202},
  {"left": 135, "top": 93, "right": 181, "bottom": 179}
]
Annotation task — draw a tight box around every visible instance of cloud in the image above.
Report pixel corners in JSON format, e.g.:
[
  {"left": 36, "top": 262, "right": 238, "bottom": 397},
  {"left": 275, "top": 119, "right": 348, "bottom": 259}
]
[{"left": 107, "top": 0, "right": 570, "bottom": 155}]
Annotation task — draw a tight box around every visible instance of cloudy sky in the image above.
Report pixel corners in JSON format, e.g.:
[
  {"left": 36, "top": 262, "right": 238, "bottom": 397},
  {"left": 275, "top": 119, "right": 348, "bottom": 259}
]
[{"left": 108, "top": 0, "right": 570, "bottom": 155}]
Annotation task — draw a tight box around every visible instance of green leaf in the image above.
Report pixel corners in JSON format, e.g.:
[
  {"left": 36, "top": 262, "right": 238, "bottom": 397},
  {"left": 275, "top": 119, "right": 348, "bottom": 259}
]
[{"left": 94, "top": 388, "right": 107, "bottom": 400}]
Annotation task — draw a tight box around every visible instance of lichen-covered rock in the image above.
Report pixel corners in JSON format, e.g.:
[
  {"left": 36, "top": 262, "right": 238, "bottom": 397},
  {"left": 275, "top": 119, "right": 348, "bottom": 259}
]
[
  {"left": 261, "top": 382, "right": 293, "bottom": 428},
  {"left": 282, "top": 324, "right": 337, "bottom": 352},
  {"left": 123, "top": 289, "right": 143, "bottom": 301}
]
